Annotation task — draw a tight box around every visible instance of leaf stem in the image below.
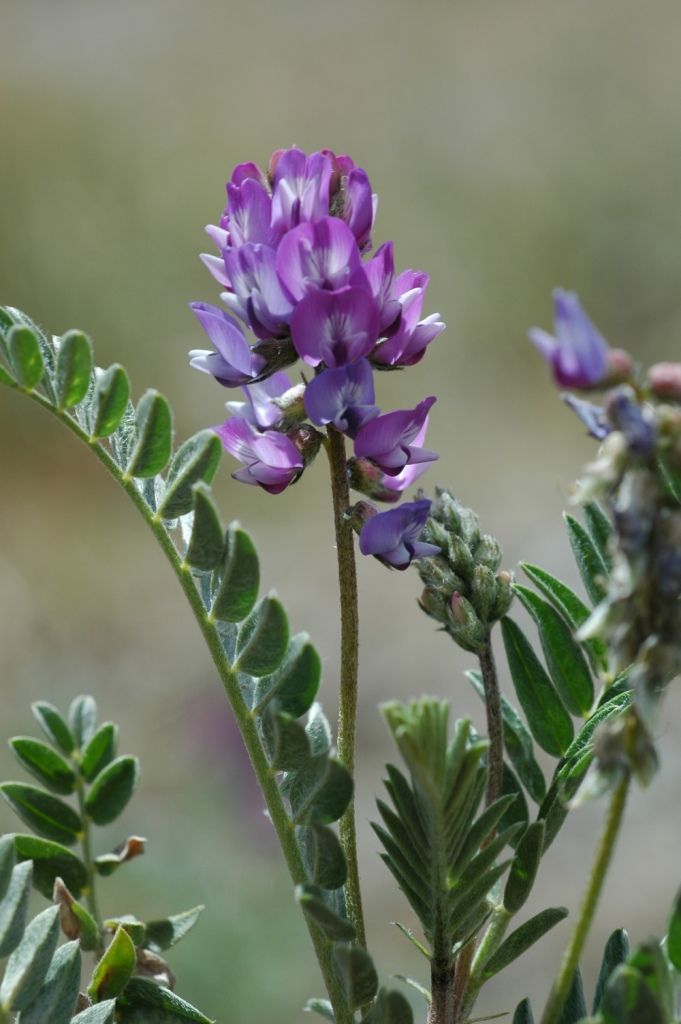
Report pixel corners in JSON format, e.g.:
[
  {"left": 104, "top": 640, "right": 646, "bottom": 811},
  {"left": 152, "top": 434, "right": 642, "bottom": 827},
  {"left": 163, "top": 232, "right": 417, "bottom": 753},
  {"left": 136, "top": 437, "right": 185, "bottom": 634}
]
[
  {"left": 324, "top": 426, "right": 367, "bottom": 952},
  {"left": 4, "top": 381, "right": 350, "bottom": 1023},
  {"left": 75, "top": 779, "right": 103, "bottom": 951},
  {"left": 540, "top": 766, "right": 631, "bottom": 1024}
]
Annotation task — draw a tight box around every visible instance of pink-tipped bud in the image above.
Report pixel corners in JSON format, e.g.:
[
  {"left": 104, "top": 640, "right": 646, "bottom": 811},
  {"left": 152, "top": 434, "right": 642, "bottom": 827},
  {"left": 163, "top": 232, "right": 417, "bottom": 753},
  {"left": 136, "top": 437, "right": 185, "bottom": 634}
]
[
  {"left": 604, "top": 348, "right": 634, "bottom": 386},
  {"left": 450, "top": 591, "right": 467, "bottom": 625},
  {"left": 648, "top": 362, "right": 681, "bottom": 401},
  {"left": 347, "top": 500, "right": 378, "bottom": 535}
]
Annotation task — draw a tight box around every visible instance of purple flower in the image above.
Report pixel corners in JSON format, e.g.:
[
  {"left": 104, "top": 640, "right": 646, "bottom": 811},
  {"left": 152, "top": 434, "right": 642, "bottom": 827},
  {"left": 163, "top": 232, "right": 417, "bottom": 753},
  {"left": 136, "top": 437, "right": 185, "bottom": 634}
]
[
  {"left": 354, "top": 396, "right": 438, "bottom": 475},
  {"left": 359, "top": 499, "right": 440, "bottom": 570},
  {"left": 221, "top": 244, "right": 293, "bottom": 340},
  {"left": 270, "top": 147, "right": 333, "bottom": 232},
  {"left": 304, "top": 359, "right": 379, "bottom": 436},
  {"left": 340, "top": 166, "right": 375, "bottom": 252},
  {"left": 606, "top": 387, "right": 656, "bottom": 456},
  {"left": 189, "top": 303, "right": 265, "bottom": 387},
  {"left": 291, "top": 287, "right": 380, "bottom": 368},
  {"left": 276, "top": 217, "right": 368, "bottom": 302},
  {"left": 215, "top": 417, "right": 303, "bottom": 494},
  {"left": 225, "top": 371, "right": 296, "bottom": 431},
  {"left": 529, "top": 289, "right": 609, "bottom": 389},
  {"left": 348, "top": 419, "right": 434, "bottom": 501}
]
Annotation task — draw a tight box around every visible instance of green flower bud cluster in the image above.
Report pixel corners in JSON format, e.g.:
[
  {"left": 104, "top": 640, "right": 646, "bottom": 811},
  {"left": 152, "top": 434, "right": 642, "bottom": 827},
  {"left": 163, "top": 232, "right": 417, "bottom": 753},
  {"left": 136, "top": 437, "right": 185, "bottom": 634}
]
[{"left": 416, "top": 488, "right": 513, "bottom": 652}]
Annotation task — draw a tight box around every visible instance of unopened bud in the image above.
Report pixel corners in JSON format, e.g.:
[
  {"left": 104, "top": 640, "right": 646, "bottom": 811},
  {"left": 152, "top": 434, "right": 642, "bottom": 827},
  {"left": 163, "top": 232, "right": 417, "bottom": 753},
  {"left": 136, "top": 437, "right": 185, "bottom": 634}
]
[
  {"left": 267, "top": 149, "right": 284, "bottom": 185},
  {"left": 473, "top": 534, "right": 503, "bottom": 572},
  {"left": 648, "top": 362, "right": 681, "bottom": 401},
  {"left": 346, "top": 500, "right": 377, "bottom": 536},
  {"left": 603, "top": 348, "right": 634, "bottom": 386},
  {"left": 447, "top": 592, "right": 486, "bottom": 652},
  {"left": 417, "top": 555, "right": 464, "bottom": 593},
  {"left": 471, "top": 564, "right": 497, "bottom": 622},
  {"left": 347, "top": 457, "right": 401, "bottom": 503},
  {"left": 492, "top": 570, "right": 514, "bottom": 619},
  {"left": 287, "top": 424, "right": 323, "bottom": 466},
  {"left": 447, "top": 534, "right": 475, "bottom": 582},
  {"left": 418, "top": 586, "right": 449, "bottom": 622}
]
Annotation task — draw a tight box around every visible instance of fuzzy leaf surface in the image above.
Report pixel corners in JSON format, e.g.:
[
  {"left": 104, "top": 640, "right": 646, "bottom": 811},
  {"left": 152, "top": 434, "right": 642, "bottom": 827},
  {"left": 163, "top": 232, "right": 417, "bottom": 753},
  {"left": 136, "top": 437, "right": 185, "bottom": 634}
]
[
  {"left": 9, "top": 738, "right": 77, "bottom": 795},
  {"left": 0, "top": 861, "right": 32, "bottom": 957},
  {"left": 56, "top": 330, "right": 93, "bottom": 409},
  {"left": 13, "top": 834, "right": 87, "bottom": 899},
  {"left": 126, "top": 389, "right": 173, "bottom": 478},
  {"left": 85, "top": 756, "right": 139, "bottom": 825},
  {"left": 0, "top": 783, "right": 81, "bottom": 845},
  {"left": 0, "top": 904, "right": 60, "bottom": 1011}
]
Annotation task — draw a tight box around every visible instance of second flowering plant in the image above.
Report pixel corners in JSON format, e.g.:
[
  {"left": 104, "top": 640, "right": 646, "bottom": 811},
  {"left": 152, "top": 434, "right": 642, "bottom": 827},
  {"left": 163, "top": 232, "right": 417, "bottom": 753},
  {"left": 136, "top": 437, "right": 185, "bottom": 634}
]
[{"left": 1, "top": 144, "right": 681, "bottom": 1024}]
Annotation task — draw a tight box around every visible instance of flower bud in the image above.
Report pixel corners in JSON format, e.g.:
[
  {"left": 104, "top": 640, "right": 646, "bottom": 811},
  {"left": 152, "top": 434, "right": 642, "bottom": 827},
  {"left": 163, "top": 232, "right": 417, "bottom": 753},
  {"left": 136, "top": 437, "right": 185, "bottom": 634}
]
[
  {"left": 287, "top": 423, "right": 323, "bottom": 466},
  {"left": 471, "top": 564, "right": 497, "bottom": 622},
  {"left": 347, "top": 500, "right": 377, "bottom": 535},
  {"left": 347, "top": 457, "right": 402, "bottom": 504},
  {"left": 447, "top": 592, "right": 486, "bottom": 652},
  {"left": 272, "top": 383, "right": 307, "bottom": 427},
  {"left": 417, "top": 555, "right": 465, "bottom": 594},
  {"left": 606, "top": 386, "right": 656, "bottom": 457},
  {"left": 418, "top": 586, "right": 449, "bottom": 622},
  {"left": 473, "top": 534, "right": 503, "bottom": 572},
  {"left": 447, "top": 534, "right": 475, "bottom": 583},
  {"left": 603, "top": 348, "right": 635, "bottom": 386},
  {"left": 648, "top": 362, "right": 681, "bottom": 401},
  {"left": 492, "top": 570, "right": 514, "bottom": 619}
]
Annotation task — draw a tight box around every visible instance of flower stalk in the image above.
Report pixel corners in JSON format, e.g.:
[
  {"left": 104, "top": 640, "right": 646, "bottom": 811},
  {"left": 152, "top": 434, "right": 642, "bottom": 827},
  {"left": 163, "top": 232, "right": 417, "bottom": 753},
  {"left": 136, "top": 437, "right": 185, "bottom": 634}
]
[{"left": 325, "top": 425, "right": 367, "bottom": 951}]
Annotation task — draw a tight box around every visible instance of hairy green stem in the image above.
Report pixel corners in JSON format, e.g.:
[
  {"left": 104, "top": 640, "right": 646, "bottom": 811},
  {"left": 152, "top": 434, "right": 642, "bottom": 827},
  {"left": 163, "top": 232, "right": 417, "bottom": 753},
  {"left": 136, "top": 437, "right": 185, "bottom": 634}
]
[
  {"left": 540, "top": 767, "right": 631, "bottom": 1024},
  {"left": 479, "top": 636, "right": 504, "bottom": 814},
  {"left": 447, "top": 636, "right": 505, "bottom": 1024},
  {"left": 324, "top": 426, "right": 367, "bottom": 953},
  {"left": 5, "top": 382, "right": 350, "bottom": 1023},
  {"left": 75, "top": 779, "right": 103, "bottom": 951}
]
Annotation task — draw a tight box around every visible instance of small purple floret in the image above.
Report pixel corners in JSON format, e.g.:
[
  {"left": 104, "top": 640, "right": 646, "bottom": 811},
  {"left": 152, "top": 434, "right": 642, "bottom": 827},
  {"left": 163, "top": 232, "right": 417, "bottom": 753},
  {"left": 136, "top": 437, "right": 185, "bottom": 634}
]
[
  {"left": 354, "top": 396, "right": 438, "bottom": 475},
  {"left": 225, "top": 371, "right": 294, "bottom": 431},
  {"left": 189, "top": 302, "right": 265, "bottom": 386},
  {"left": 276, "top": 217, "right": 367, "bottom": 302},
  {"left": 304, "top": 360, "right": 379, "bottom": 437},
  {"left": 359, "top": 499, "right": 440, "bottom": 570},
  {"left": 529, "top": 289, "right": 609, "bottom": 389},
  {"left": 562, "top": 394, "right": 611, "bottom": 440},
  {"left": 291, "top": 287, "right": 380, "bottom": 368},
  {"left": 215, "top": 417, "right": 303, "bottom": 494},
  {"left": 222, "top": 244, "right": 293, "bottom": 340}
]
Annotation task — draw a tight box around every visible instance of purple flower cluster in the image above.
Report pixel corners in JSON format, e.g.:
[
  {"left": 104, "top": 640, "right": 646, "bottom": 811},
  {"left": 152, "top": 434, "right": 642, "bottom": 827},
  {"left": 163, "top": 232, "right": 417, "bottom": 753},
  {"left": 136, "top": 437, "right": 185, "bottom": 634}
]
[{"left": 190, "top": 147, "right": 446, "bottom": 568}]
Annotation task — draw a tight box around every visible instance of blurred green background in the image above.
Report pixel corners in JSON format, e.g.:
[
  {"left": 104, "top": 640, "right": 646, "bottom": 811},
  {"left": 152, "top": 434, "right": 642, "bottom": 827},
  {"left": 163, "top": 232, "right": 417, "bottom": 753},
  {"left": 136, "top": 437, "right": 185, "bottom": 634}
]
[{"left": 2, "top": 1, "right": 681, "bottom": 1020}]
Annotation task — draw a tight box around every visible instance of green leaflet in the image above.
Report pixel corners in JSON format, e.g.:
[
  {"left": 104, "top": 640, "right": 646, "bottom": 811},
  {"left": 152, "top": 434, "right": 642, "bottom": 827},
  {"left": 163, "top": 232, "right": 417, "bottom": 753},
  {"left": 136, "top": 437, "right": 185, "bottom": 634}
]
[
  {"left": 297, "top": 883, "right": 356, "bottom": 941},
  {"left": 55, "top": 330, "right": 93, "bottom": 409},
  {"left": 363, "top": 987, "right": 414, "bottom": 1024},
  {"left": 144, "top": 905, "right": 205, "bottom": 953},
  {"left": 88, "top": 925, "right": 136, "bottom": 1002},
  {"left": 482, "top": 906, "right": 569, "bottom": 980},
  {"left": 503, "top": 821, "right": 545, "bottom": 914},
  {"left": 184, "top": 484, "right": 224, "bottom": 571},
  {"left": 298, "top": 823, "right": 347, "bottom": 890},
  {"left": 0, "top": 905, "right": 60, "bottom": 1012},
  {"left": 126, "top": 389, "right": 173, "bottom": 478},
  {"left": 262, "top": 706, "right": 311, "bottom": 771},
  {"left": 7, "top": 325, "right": 44, "bottom": 390},
  {"left": 13, "top": 835, "right": 88, "bottom": 899},
  {"left": 557, "top": 968, "right": 587, "bottom": 1024},
  {"left": 593, "top": 929, "right": 630, "bottom": 1013},
  {"left": 666, "top": 888, "right": 681, "bottom": 973},
  {"left": 0, "top": 837, "right": 14, "bottom": 900},
  {"left": 288, "top": 756, "right": 353, "bottom": 825},
  {"left": 513, "top": 585, "right": 594, "bottom": 716},
  {"left": 69, "top": 695, "right": 98, "bottom": 749},
  {"left": 520, "top": 562, "right": 608, "bottom": 672},
  {"left": 157, "top": 430, "right": 222, "bottom": 519},
  {"left": 254, "top": 633, "right": 321, "bottom": 718},
  {"left": 466, "top": 670, "right": 546, "bottom": 803},
  {"left": 17, "top": 939, "right": 81, "bottom": 1024},
  {"left": 80, "top": 723, "right": 119, "bottom": 782},
  {"left": 583, "top": 501, "right": 613, "bottom": 570},
  {"left": 90, "top": 364, "right": 131, "bottom": 438},
  {"left": 305, "top": 999, "right": 335, "bottom": 1021},
  {"left": 235, "top": 595, "right": 290, "bottom": 676},
  {"left": 31, "top": 702, "right": 75, "bottom": 756},
  {"left": 116, "top": 976, "right": 215, "bottom": 1022},
  {"left": 71, "top": 1002, "right": 117, "bottom": 1024},
  {"left": 9, "top": 737, "right": 77, "bottom": 795},
  {"left": 0, "top": 861, "right": 33, "bottom": 958},
  {"left": 332, "top": 942, "right": 379, "bottom": 1010},
  {"left": 84, "top": 756, "right": 140, "bottom": 825},
  {"left": 0, "top": 783, "right": 82, "bottom": 845},
  {"left": 513, "top": 998, "right": 535, "bottom": 1024},
  {"left": 210, "top": 523, "right": 260, "bottom": 621},
  {"left": 500, "top": 617, "right": 574, "bottom": 757},
  {"left": 564, "top": 514, "right": 609, "bottom": 606}
]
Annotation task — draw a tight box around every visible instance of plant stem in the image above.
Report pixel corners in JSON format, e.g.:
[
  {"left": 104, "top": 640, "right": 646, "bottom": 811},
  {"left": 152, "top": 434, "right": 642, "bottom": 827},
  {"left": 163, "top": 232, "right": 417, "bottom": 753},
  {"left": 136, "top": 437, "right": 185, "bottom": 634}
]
[
  {"left": 540, "top": 767, "right": 631, "bottom": 1024},
  {"left": 324, "top": 427, "right": 367, "bottom": 953},
  {"left": 8, "top": 383, "right": 351, "bottom": 1024},
  {"left": 75, "top": 779, "right": 103, "bottom": 951},
  {"left": 479, "top": 636, "right": 503, "bottom": 813}
]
